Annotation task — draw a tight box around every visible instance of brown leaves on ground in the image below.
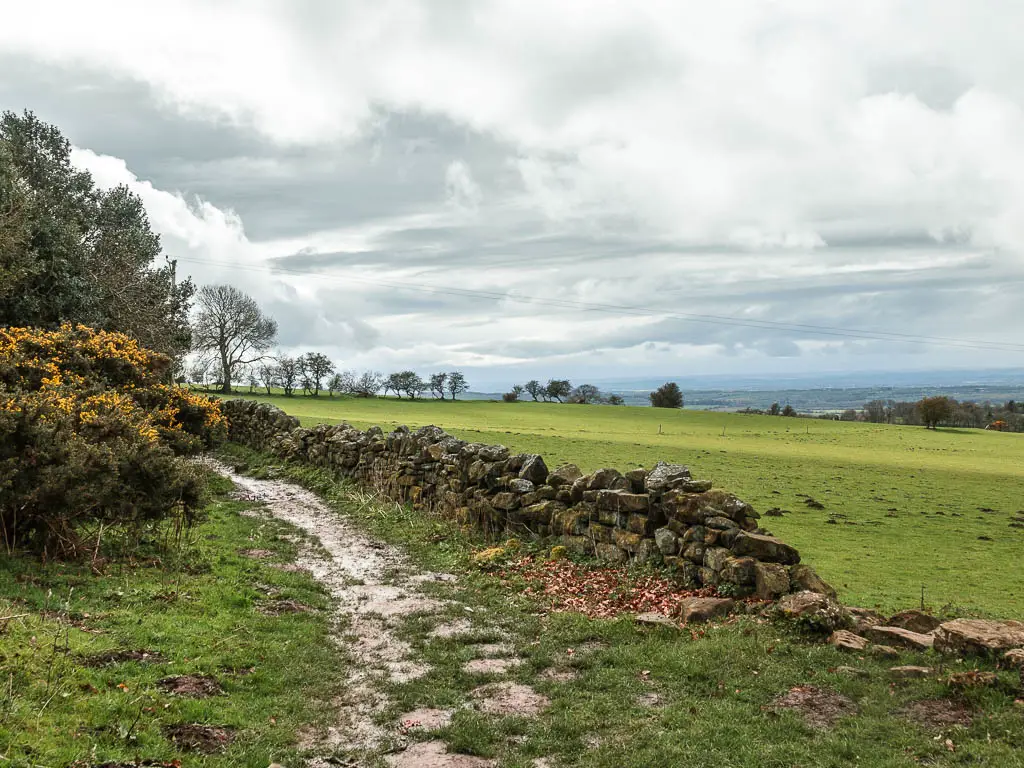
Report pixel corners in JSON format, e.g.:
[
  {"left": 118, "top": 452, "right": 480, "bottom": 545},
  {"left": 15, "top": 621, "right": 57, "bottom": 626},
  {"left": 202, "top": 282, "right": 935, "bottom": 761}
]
[
  {"left": 765, "top": 685, "right": 857, "bottom": 729},
  {"left": 500, "top": 555, "right": 716, "bottom": 620}
]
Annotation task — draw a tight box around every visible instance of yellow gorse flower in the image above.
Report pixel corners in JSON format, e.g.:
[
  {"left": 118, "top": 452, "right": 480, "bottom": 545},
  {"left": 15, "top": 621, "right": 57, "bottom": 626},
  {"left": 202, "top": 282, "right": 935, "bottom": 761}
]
[{"left": 0, "top": 325, "right": 224, "bottom": 448}]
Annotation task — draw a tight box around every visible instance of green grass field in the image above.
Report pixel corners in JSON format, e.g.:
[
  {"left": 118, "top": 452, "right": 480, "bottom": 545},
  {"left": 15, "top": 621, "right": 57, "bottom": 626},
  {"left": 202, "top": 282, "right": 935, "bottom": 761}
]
[
  {"left": 0, "top": 471, "right": 343, "bottom": 766},
  {"left": 229, "top": 392, "right": 1024, "bottom": 618}
]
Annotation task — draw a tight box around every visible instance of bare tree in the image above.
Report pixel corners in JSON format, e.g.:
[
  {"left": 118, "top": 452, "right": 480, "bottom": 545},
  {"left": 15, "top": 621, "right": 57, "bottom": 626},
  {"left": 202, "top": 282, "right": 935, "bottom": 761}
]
[
  {"left": 351, "top": 370, "right": 383, "bottom": 398},
  {"left": 188, "top": 359, "right": 211, "bottom": 389},
  {"left": 447, "top": 371, "right": 469, "bottom": 400},
  {"left": 863, "top": 400, "right": 887, "bottom": 423},
  {"left": 545, "top": 378, "right": 571, "bottom": 403},
  {"left": 277, "top": 355, "right": 299, "bottom": 397},
  {"left": 258, "top": 361, "right": 278, "bottom": 394},
  {"left": 326, "top": 373, "right": 344, "bottom": 397},
  {"left": 568, "top": 384, "right": 602, "bottom": 404},
  {"left": 384, "top": 372, "right": 402, "bottom": 398},
  {"left": 301, "top": 352, "right": 335, "bottom": 396},
  {"left": 430, "top": 372, "right": 448, "bottom": 400},
  {"left": 392, "top": 371, "right": 426, "bottom": 400},
  {"left": 191, "top": 284, "right": 277, "bottom": 394},
  {"left": 524, "top": 379, "right": 543, "bottom": 401}
]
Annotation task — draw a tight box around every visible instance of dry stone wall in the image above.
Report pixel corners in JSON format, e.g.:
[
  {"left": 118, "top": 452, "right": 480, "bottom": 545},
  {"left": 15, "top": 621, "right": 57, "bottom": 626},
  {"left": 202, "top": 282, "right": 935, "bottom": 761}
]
[{"left": 223, "top": 399, "right": 830, "bottom": 600}]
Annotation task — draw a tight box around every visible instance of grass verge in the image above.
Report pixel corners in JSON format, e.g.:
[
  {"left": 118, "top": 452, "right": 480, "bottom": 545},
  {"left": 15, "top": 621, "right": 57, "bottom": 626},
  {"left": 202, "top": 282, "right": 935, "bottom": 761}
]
[{"left": 0, "top": 469, "right": 343, "bottom": 767}]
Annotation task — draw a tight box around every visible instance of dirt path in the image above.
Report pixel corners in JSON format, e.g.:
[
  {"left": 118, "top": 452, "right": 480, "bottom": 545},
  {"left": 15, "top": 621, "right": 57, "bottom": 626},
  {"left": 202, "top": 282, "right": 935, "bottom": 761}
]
[
  {"left": 203, "top": 458, "right": 544, "bottom": 767},
  {"left": 205, "top": 459, "right": 456, "bottom": 758}
]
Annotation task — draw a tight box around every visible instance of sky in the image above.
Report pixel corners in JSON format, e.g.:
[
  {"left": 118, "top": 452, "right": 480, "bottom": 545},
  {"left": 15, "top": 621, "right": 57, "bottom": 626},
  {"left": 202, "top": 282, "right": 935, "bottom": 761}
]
[{"left": 2, "top": 1, "right": 1024, "bottom": 389}]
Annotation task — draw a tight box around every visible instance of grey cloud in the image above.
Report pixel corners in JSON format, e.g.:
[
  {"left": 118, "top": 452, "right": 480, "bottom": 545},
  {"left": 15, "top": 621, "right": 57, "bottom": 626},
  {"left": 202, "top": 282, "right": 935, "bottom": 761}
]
[{"left": 0, "top": 56, "right": 268, "bottom": 171}]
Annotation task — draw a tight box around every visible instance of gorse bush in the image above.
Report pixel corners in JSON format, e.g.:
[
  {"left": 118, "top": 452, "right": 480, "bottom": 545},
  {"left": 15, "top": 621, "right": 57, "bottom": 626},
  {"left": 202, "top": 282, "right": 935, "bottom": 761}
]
[{"left": 0, "top": 324, "right": 226, "bottom": 556}]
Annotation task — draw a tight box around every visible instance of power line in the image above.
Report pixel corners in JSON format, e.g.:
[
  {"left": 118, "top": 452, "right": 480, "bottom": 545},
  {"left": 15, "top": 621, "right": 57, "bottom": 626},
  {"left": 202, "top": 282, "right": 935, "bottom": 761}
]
[{"left": 174, "top": 256, "right": 1024, "bottom": 354}]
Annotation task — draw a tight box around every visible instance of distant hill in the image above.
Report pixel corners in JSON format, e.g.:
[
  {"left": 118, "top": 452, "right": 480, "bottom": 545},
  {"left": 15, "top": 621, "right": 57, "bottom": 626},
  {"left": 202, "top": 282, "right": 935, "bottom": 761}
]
[{"left": 464, "top": 368, "right": 1024, "bottom": 412}]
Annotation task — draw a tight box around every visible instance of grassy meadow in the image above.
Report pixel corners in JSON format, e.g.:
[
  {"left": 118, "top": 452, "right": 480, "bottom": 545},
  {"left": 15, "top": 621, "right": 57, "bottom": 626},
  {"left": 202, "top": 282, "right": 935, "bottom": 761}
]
[
  {"left": 229, "top": 392, "right": 1024, "bottom": 618},
  {"left": 0, "top": 471, "right": 343, "bottom": 766}
]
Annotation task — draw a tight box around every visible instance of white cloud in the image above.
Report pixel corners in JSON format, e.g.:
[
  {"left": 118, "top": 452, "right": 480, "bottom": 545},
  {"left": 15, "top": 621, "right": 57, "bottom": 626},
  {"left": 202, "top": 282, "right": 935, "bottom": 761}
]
[{"left": 5, "top": 1, "right": 1024, "bottom": 254}]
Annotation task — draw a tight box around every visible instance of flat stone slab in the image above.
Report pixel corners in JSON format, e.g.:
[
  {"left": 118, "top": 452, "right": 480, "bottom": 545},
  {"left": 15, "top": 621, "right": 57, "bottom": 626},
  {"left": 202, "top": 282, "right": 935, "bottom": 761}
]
[
  {"left": 637, "top": 692, "right": 664, "bottom": 708},
  {"left": 829, "top": 630, "right": 868, "bottom": 652},
  {"left": 863, "top": 626, "right": 934, "bottom": 651},
  {"left": 1003, "top": 648, "right": 1024, "bottom": 668},
  {"left": 635, "top": 611, "right": 677, "bottom": 628},
  {"left": 887, "top": 610, "right": 942, "bottom": 634},
  {"left": 869, "top": 644, "right": 900, "bottom": 658},
  {"left": 678, "top": 597, "right": 735, "bottom": 624},
  {"left": 934, "top": 619, "right": 1024, "bottom": 656}
]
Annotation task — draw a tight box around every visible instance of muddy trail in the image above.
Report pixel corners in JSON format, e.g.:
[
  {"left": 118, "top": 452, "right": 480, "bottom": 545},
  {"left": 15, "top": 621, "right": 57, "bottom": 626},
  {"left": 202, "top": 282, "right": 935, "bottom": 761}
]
[{"left": 204, "top": 458, "right": 546, "bottom": 767}]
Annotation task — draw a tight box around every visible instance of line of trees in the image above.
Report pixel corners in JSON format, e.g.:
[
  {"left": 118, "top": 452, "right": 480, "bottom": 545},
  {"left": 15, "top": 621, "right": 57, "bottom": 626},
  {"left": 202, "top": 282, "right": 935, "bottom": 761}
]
[
  {"left": 502, "top": 378, "right": 625, "bottom": 406},
  {"left": 383, "top": 370, "right": 468, "bottom": 400},
  {"left": 738, "top": 402, "right": 799, "bottom": 417},
  {"left": 853, "top": 396, "right": 1023, "bottom": 431},
  {"left": 189, "top": 357, "right": 474, "bottom": 402},
  {"left": 185, "top": 283, "right": 473, "bottom": 400},
  {"left": 739, "top": 396, "right": 1023, "bottom": 431}
]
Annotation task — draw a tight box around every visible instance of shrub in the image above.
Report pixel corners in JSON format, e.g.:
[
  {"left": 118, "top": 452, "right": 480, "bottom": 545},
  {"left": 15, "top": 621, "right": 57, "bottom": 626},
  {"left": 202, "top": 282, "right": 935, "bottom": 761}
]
[
  {"left": 650, "top": 382, "right": 683, "bottom": 408},
  {"left": 0, "top": 324, "right": 225, "bottom": 556}
]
